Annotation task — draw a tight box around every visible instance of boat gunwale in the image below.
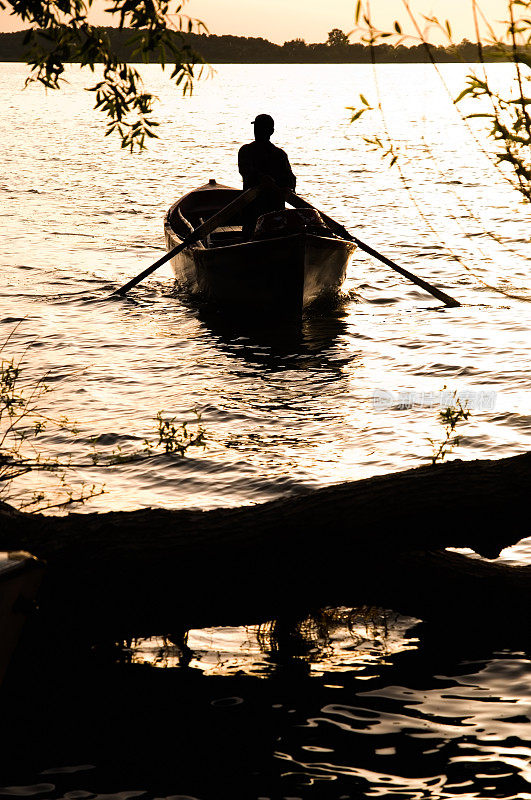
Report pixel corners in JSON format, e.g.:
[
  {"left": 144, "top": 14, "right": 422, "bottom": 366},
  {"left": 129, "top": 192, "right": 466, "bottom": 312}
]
[
  {"left": 165, "top": 227, "right": 357, "bottom": 255},
  {"left": 164, "top": 191, "right": 357, "bottom": 255}
]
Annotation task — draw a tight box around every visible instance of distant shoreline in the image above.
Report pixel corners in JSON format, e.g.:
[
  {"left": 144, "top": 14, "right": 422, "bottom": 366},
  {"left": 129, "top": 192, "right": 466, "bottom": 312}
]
[{"left": 0, "top": 28, "right": 525, "bottom": 64}]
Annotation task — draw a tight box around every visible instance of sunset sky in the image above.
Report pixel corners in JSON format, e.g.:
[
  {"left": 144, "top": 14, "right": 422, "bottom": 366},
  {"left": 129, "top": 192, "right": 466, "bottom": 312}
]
[{"left": 0, "top": 0, "right": 511, "bottom": 42}]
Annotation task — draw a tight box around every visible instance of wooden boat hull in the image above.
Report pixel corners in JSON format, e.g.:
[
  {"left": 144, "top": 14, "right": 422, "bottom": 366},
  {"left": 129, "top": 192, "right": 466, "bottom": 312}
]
[
  {"left": 165, "top": 232, "right": 354, "bottom": 315},
  {"left": 164, "top": 183, "right": 356, "bottom": 316}
]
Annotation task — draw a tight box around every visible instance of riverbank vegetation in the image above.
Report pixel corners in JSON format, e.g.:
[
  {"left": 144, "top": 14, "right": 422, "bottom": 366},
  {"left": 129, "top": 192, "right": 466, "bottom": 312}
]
[{"left": 2, "top": 26, "right": 528, "bottom": 64}]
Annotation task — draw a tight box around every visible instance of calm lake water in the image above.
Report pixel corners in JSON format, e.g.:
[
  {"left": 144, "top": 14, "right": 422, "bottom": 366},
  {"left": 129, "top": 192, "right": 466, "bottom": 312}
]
[{"left": 1, "top": 61, "right": 530, "bottom": 798}]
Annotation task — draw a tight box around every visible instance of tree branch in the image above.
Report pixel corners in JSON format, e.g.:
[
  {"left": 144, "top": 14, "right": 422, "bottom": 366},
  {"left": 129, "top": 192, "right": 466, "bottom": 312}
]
[{"left": 1, "top": 452, "right": 530, "bottom": 639}]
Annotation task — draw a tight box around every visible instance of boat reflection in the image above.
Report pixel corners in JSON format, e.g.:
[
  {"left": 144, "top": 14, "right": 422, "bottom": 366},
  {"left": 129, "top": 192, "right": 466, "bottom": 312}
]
[{"left": 191, "top": 293, "right": 359, "bottom": 374}]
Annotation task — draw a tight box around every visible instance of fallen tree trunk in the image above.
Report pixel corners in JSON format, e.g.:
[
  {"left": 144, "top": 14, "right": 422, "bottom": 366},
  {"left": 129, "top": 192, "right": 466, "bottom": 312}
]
[{"left": 0, "top": 452, "right": 530, "bottom": 637}]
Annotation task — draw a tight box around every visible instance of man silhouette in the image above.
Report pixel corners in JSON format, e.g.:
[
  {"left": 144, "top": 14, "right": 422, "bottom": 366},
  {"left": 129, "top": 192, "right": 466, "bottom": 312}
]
[{"left": 238, "top": 114, "right": 297, "bottom": 239}]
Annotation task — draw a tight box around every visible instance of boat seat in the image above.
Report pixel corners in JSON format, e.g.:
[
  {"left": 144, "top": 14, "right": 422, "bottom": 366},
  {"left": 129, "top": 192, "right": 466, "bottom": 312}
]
[{"left": 209, "top": 226, "right": 243, "bottom": 246}]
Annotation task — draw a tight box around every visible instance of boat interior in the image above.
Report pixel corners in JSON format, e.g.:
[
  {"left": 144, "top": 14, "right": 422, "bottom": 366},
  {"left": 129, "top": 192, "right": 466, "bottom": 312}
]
[
  {"left": 169, "top": 184, "right": 244, "bottom": 248},
  {"left": 168, "top": 180, "right": 340, "bottom": 249}
]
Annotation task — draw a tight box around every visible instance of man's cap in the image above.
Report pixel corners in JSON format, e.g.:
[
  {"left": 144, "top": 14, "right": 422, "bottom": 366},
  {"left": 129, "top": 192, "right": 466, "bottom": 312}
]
[{"left": 252, "top": 114, "right": 274, "bottom": 126}]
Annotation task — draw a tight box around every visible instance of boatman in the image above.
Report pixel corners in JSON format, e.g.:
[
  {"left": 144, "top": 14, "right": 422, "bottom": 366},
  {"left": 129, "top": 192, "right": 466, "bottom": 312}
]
[{"left": 238, "top": 114, "right": 297, "bottom": 240}]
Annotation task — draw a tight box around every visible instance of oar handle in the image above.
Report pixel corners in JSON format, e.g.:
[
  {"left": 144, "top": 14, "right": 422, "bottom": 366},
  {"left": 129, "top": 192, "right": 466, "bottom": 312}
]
[
  {"left": 285, "top": 189, "right": 460, "bottom": 309},
  {"left": 113, "top": 182, "right": 264, "bottom": 297}
]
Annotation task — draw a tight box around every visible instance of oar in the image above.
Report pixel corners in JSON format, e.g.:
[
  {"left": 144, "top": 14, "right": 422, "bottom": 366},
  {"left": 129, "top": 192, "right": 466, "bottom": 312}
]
[
  {"left": 112, "top": 183, "right": 264, "bottom": 297},
  {"left": 286, "top": 189, "right": 460, "bottom": 308}
]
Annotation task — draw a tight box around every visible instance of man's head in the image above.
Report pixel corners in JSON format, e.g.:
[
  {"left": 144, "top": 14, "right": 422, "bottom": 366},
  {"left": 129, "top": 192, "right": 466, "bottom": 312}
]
[{"left": 252, "top": 114, "right": 274, "bottom": 141}]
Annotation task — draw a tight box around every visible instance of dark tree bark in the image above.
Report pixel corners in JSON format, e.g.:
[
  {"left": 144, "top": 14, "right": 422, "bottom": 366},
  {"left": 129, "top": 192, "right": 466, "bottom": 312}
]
[{"left": 1, "top": 452, "right": 530, "bottom": 639}]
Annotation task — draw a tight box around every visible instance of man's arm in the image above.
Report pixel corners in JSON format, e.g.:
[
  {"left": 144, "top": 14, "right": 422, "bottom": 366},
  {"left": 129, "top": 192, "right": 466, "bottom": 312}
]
[{"left": 282, "top": 151, "right": 297, "bottom": 191}]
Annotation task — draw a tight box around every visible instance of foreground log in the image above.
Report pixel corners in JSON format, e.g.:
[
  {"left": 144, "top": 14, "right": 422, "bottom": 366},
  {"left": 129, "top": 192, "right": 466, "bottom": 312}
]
[{"left": 0, "top": 452, "right": 530, "bottom": 638}]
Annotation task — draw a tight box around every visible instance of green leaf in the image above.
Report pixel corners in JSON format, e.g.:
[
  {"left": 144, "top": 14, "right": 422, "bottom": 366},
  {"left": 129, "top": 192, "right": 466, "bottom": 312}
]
[{"left": 454, "top": 87, "right": 472, "bottom": 103}]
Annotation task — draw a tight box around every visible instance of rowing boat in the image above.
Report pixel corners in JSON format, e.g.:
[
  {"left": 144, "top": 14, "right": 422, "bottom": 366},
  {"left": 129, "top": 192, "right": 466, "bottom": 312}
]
[{"left": 164, "top": 180, "right": 356, "bottom": 316}]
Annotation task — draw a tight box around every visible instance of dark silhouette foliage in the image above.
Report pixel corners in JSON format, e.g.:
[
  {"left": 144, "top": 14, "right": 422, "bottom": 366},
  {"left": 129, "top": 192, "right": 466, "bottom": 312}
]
[{"left": 1, "top": 27, "right": 523, "bottom": 65}]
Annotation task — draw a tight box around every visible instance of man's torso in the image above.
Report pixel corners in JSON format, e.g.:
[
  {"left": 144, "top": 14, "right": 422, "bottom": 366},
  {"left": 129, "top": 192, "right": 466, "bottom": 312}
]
[{"left": 238, "top": 141, "right": 292, "bottom": 189}]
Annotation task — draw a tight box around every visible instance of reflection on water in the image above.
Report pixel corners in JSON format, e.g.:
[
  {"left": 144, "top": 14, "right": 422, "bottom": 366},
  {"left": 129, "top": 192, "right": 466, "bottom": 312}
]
[
  {"left": 278, "top": 656, "right": 531, "bottom": 798},
  {"left": 193, "top": 296, "right": 355, "bottom": 374},
  {"left": 2, "top": 609, "right": 530, "bottom": 799},
  {"left": 126, "top": 607, "right": 421, "bottom": 677}
]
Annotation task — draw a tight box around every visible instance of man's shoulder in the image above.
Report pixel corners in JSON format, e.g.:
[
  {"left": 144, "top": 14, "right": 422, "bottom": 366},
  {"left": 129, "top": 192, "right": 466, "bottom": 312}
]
[
  {"left": 238, "top": 141, "right": 289, "bottom": 160},
  {"left": 270, "top": 143, "right": 289, "bottom": 160},
  {"left": 238, "top": 142, "right": 256, "bottom": 159}
]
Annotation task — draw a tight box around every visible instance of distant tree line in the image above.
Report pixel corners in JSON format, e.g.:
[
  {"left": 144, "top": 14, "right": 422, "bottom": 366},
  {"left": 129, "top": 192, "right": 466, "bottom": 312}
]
[{"left": 0, "top": 27, "right": 525, "bottom": 64}]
